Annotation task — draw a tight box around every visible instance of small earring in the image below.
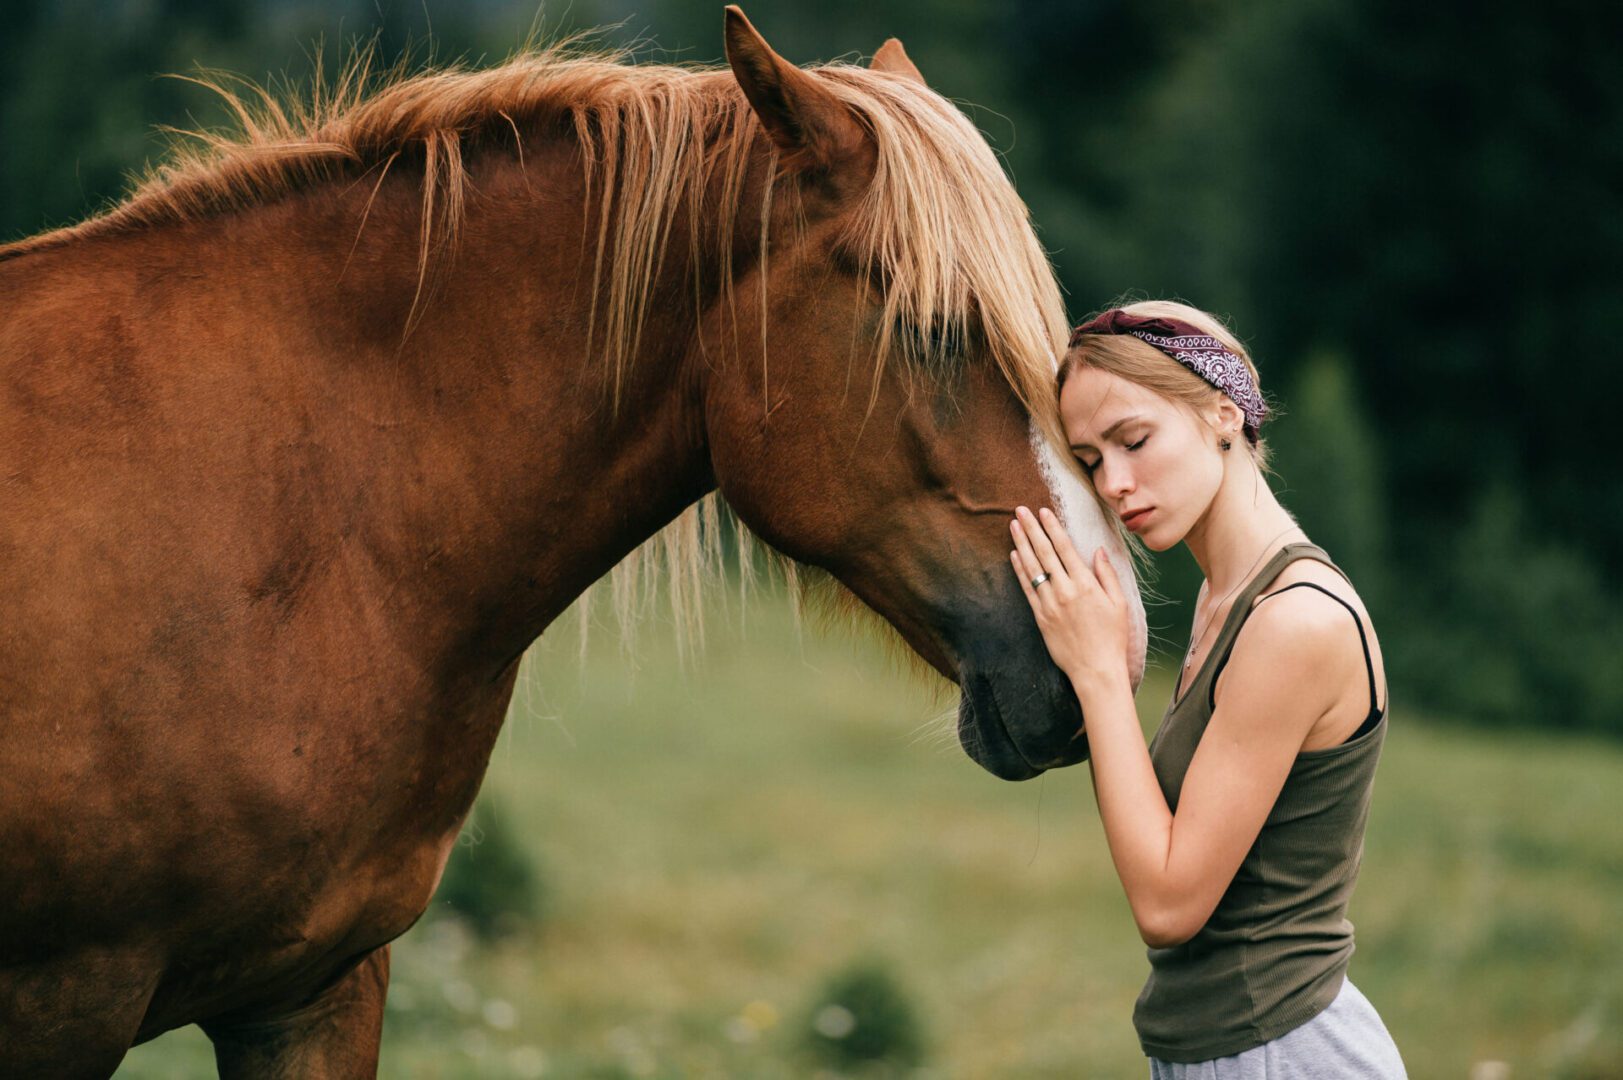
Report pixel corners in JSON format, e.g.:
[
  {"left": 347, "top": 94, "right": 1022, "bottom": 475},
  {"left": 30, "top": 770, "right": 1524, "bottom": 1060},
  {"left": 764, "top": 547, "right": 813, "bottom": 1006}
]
[{"left": 1219, "top": 438, "right": 1232, "bottom": 452}]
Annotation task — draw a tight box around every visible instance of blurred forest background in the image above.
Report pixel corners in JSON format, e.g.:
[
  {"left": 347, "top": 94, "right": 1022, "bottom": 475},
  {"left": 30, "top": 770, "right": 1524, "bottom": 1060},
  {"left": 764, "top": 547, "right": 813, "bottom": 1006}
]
[
  {"left": 4, "top": 1, "right": 1620, "bottom": 1077},
  {"left": 4, "top": 0, "right": 1620, "bottom": 731}
]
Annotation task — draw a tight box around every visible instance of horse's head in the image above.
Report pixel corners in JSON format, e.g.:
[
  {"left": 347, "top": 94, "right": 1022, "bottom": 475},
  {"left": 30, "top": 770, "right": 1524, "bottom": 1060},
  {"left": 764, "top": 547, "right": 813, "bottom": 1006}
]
[{"left": 701, "top": 9, "right": 1147, "bottom": 780}]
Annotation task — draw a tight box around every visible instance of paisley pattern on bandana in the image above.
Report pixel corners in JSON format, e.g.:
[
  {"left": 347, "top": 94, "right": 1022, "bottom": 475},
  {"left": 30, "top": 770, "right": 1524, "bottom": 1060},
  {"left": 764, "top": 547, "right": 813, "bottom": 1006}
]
[
  {"left": 1068, "top": 310, "right": 1271, "bottom": 444},
  {"left": 1127, "top": 331, "right": 1270, "bottom": 440}
]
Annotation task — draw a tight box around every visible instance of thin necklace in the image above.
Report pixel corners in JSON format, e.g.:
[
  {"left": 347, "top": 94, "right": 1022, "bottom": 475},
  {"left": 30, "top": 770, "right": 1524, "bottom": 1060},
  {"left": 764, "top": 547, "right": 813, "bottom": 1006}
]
[{"left": 1182, "top": 525, "right": 1305, "bottom": 673}]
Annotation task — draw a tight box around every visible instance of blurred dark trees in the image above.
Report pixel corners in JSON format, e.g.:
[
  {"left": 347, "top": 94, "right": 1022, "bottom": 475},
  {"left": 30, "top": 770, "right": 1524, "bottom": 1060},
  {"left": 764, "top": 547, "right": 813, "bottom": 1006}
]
[{"left": 3, "top": 0, "right": 1618, "bottom": 732}]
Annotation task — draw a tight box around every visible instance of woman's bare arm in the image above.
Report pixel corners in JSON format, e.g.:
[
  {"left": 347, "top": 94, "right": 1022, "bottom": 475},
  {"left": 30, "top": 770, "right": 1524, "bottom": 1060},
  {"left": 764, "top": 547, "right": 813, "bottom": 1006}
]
[{"left": 1071, "top": 593, "right": 1351, "bottom": 947}]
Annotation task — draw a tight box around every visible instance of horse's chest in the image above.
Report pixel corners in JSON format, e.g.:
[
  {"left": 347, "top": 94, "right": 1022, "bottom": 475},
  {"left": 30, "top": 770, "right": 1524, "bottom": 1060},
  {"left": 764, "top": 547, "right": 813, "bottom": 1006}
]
[
  {"left": 145, "top": 709, "right": 493, "bottom": 1027},
  {"left": 143, "top": 824, "right": 460, "bottom": 1034}
]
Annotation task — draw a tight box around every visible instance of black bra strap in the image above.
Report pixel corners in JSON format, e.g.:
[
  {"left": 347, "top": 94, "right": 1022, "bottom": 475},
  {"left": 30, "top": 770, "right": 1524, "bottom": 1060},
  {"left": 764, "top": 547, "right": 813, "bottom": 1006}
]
[{"left": 1208, "top": 581, "right": 1383, "bottom": 724}]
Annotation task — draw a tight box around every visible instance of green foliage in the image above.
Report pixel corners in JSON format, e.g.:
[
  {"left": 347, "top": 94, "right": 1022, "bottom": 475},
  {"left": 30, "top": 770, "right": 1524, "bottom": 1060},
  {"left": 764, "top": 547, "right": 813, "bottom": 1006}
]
[
  {"left": 800, "top": 957, "right": 926, "bottom": 1069},
  {"left": 1270, "top": 348, "right": 1390, "bottom": 603},
  {"left": 434, "top": 793, "right": 545, "bottom": 941},
  {"left": 1400, "top": 483, "right": 1623, "bottom": 732}
]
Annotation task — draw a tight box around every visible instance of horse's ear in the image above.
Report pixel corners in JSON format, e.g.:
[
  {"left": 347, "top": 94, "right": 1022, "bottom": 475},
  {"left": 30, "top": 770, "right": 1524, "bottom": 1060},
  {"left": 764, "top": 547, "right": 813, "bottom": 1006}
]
[
  {"left": 870, "top": 38, "right": 926, "bottom": 86},
  {"left": 724, "top": 6, "right": 871, "bottom": 180}
]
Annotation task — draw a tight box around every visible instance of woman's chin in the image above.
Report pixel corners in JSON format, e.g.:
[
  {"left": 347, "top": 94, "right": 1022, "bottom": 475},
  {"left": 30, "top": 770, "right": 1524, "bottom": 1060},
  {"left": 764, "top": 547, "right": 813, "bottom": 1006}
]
[{"left": 1134, "top": 521, "right": 1181, "bottom": 552}]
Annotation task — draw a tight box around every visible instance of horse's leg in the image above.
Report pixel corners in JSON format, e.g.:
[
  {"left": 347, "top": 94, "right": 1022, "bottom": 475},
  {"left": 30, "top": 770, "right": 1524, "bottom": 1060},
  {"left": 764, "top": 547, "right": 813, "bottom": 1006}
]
[{"left": 202, "top": 946, "right": 391, "bottom": 1080}]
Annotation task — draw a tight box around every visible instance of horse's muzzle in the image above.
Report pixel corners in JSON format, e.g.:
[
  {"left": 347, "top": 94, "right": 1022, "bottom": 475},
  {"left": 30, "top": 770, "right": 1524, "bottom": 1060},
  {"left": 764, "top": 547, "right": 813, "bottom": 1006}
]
[{"left": 958, "top": 663, "right": 1089, "bottom": 781}]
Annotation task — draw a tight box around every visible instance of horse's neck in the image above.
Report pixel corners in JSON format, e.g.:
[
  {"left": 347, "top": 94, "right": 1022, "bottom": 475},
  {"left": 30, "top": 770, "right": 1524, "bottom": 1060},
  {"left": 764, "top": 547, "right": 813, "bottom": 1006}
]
[{"left": 236, "top": 148, "right": 720, "bottom": 675}]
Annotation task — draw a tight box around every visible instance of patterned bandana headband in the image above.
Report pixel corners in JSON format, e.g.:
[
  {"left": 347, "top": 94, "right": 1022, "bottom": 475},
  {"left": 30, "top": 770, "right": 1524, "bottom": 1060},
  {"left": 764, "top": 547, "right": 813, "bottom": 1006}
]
[{"left": 1069, "top": 309, "right": 1269, "bottom": 445}]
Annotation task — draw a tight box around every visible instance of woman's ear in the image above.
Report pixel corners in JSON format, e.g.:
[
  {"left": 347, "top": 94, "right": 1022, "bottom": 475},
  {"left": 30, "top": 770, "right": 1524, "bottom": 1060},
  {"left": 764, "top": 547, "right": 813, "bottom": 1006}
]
[{"left": 1206, "top": 396, "right": 1245, "bottom": 444}]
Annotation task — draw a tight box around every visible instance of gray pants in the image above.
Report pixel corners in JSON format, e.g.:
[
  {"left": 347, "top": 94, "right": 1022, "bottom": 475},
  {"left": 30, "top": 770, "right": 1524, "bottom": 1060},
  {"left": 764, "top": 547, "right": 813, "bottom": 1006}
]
[{"left": 1148, "top": 978, "right": 1407, "bottom": 1078}]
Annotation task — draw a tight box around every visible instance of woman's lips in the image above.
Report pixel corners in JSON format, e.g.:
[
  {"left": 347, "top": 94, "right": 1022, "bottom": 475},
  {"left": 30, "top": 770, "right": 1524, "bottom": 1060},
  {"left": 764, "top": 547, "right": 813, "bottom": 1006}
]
[{"left": 1122, "top": 507, "right": 1153, "bottom": 531}]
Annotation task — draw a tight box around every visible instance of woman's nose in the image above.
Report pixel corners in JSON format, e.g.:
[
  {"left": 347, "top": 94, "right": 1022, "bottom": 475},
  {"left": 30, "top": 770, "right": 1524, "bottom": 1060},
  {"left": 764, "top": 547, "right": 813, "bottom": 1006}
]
[{"left": 1099, "top": 459, "right": 1134, "bottom": 499}]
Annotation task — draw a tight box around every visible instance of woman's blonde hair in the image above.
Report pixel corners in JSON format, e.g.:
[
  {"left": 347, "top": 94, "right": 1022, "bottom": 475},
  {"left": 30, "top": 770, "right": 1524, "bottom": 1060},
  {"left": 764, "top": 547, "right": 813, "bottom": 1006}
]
[{"left": 1059, "top": 298, "right": 1276, "bottom": 477}]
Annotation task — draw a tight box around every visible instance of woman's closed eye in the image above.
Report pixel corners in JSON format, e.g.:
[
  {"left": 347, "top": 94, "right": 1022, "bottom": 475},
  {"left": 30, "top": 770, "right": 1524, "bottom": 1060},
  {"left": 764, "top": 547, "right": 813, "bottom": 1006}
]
[{"left": 1078, "top": 435, "right": 1148, "bottom": 475}]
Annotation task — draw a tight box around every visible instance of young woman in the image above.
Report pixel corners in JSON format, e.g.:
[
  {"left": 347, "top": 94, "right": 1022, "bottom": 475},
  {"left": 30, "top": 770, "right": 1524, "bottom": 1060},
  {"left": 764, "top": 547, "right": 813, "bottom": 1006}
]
[{"left": 1009, "top": 301, "right": 1407, "bottom": 1077}]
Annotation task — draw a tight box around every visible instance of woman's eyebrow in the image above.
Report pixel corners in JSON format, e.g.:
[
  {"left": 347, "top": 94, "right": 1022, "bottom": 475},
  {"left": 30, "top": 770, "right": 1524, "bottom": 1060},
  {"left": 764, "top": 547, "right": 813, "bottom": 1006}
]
[{"left": 1069, "top": 414, "right": 1143, "bottom": 452}]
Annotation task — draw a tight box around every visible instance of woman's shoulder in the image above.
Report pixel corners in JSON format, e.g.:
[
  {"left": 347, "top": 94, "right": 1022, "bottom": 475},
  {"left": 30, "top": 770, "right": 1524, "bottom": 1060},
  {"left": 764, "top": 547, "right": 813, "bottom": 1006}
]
[
  {"left": 1252, "top": 553, "right": 1374, "bottom": 629},
  {"left": 1229, "top": 566, "right": 1370, "bottom": 677},
  {"left": 1236, "top": 551, "right": 1387, "bottom": 741}
]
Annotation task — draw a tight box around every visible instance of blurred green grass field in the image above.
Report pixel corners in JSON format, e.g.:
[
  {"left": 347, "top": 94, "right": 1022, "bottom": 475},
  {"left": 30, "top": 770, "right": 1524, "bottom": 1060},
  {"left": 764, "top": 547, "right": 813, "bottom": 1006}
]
[{"left": 116, "top": 583, "right": 1622, "bottom": 1078}]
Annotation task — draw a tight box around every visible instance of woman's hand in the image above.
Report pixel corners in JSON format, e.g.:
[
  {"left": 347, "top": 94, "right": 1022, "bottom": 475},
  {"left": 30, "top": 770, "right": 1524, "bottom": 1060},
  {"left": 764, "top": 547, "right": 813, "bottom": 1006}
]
[{"left": 1010, "top": 505, "right": 1133, "bottom": 692}]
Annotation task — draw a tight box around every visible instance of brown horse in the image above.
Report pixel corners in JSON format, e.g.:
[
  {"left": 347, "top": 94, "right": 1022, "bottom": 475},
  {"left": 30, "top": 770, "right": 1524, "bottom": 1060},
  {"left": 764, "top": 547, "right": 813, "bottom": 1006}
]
[{"left": 0, "top": 9, "right": 1146, "bottom": 1076}]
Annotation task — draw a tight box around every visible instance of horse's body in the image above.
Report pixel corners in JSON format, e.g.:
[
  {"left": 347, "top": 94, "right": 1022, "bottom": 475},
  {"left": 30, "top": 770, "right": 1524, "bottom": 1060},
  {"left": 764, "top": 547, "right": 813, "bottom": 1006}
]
[{"left": 0, "top": 13, "right": 1144, "bottom": 1075}]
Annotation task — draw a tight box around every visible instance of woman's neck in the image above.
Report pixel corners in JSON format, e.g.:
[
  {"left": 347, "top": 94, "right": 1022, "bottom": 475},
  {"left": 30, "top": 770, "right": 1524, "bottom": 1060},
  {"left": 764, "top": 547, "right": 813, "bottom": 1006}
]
[{"left": 1182, "top": 456, "right": 1305, "bottom": 599}]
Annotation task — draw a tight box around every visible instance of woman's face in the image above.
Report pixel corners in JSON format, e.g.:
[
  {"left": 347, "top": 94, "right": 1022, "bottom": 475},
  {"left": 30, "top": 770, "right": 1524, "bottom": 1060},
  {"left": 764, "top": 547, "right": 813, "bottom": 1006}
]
[{"left": 1058, "top": 365, "right": 1225, "bottom": 551}]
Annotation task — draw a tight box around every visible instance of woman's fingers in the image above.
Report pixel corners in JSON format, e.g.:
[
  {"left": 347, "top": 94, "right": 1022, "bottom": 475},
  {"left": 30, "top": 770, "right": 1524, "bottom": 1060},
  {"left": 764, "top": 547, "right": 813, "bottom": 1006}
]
[
  {"left": 1094, "top": 546, "right": 1121, "bottom": 600},
  {"left": 1014, "top": 506, "right": 1069, "bottom": 580},
  {"left": 1010, "top": 515, "right": 1050, "bottom": 584},
  {"left": 1036, "top": 507, "right": 1084, "bottom": 578},
  {"left": 1011, "top": 550, "right": 1041, "bottom": 607}
]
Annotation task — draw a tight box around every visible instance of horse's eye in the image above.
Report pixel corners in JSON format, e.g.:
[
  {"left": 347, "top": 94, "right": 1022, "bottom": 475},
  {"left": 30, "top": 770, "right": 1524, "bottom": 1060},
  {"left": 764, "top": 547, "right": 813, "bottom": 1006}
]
[{"left": 897, "top": 318, "right": 967, "bottom": 362}]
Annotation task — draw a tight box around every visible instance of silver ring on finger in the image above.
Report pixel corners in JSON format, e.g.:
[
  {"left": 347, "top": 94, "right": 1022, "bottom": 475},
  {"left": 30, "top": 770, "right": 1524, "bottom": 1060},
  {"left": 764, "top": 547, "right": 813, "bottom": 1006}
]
[{"left": 1031, "top": 572, "right": 1051, "bottom": 588}]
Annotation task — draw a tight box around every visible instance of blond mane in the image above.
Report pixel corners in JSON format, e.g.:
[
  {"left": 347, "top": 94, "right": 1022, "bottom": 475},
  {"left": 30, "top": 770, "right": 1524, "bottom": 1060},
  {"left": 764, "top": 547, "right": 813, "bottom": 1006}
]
[{"left": 1, "top": 36, "right": 1080, "bottom": 670}]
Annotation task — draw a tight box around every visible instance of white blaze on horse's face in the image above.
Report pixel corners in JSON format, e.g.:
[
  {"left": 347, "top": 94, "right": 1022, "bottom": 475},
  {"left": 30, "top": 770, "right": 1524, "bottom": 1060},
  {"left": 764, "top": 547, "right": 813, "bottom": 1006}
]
[{"left": 1029, "top": 418, "right": 1149, "bottom": 692}]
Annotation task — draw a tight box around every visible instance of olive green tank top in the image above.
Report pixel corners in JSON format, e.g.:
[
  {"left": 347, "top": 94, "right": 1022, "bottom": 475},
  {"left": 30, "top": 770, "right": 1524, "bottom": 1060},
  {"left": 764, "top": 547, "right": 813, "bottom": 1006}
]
[{"left": 1133, "top": 542, "right": 1388, "bottom": 1063}]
